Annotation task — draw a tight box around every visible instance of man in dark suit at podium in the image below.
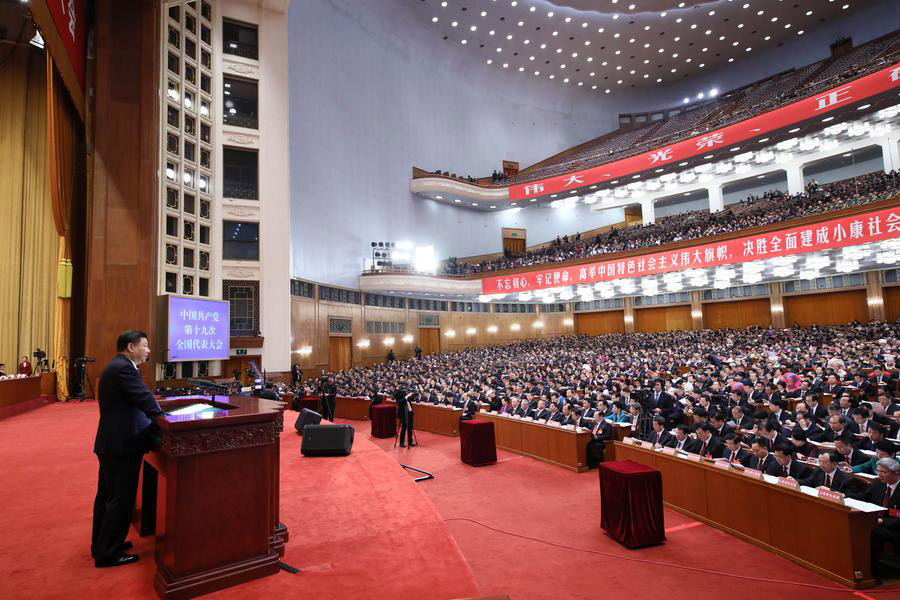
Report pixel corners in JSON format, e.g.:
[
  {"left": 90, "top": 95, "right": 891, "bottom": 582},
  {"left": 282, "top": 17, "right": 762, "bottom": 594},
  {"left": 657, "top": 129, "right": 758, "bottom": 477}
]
[{"left": 91, "top": 331, "right": 163, "bottom": 568}]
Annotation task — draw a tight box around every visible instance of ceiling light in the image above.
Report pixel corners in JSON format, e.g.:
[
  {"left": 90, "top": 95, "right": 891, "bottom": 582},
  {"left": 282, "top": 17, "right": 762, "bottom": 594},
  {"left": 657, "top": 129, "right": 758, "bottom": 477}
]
[
  {"left": 486, "top": 59, "right": 492, "bottom": 64},
  {"left": 435, "top": 195, "right": 443, "bottom": 199},
  {"left": 460, "top": 39, "right": 467, "bottom": 44},
  {"left": 481, "top": 10, "right": 486, "bottom": 16},
  {"left": 547, "top": 11, "right": 554, "bottom": 17},
  {"left": 431, "top": 16, "right": 438, "bottom": 22},
  {"left": 451, "top": 21, "right": 457, "bottom": 27},
  {"left": 470, "top": 25, "right": 476, "bottom": 31}
]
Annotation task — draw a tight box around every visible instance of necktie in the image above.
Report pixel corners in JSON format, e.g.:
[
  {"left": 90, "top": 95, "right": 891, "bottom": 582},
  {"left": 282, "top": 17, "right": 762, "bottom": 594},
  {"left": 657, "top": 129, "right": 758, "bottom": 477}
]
[
  {"left": 732, "top": 451, "right": 738, "bottom": 462},
  {"left": 783, "top": 464, "right": 788, "bottom": 477},
  {"left": 826, "top": 473, "right": 832, "bottom": 488},
  {"left": 884, "top": 487, "right": 893, "bottom": 508},
  {"left": 700, "top": 441, "right": 707, "bottom": 455},
  {"left": 758, "top": 457, "right": 765, "bottom": 470}
]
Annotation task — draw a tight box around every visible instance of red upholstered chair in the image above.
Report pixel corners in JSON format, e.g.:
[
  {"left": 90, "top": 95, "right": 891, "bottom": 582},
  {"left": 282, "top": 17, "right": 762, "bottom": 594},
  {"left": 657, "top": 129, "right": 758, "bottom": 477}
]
[{"left": 459, "top": 419, "right": 497, "bottom": 466}]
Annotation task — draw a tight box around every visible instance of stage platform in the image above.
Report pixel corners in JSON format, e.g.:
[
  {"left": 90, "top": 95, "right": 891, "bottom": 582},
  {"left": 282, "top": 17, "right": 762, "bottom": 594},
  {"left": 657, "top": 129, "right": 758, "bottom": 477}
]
[{"left": 0, "top": 402, "right": 479, "bottom": 599}]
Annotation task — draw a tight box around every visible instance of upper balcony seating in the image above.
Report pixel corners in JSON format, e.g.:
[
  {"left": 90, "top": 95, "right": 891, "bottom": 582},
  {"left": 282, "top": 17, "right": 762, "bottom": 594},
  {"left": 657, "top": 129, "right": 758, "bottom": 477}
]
[{"left": 444, "top": 170, "right": 900, "bottom": 275}]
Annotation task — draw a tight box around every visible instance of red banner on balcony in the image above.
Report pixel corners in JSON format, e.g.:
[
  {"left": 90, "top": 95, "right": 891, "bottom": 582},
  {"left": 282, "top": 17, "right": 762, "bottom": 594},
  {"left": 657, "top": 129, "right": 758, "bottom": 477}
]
[
  {"left": 509, "top": 62, "right": 900, "bottom": 201},
  {"left": 481, "top": 206, "right": 900, "bottom": 294}
]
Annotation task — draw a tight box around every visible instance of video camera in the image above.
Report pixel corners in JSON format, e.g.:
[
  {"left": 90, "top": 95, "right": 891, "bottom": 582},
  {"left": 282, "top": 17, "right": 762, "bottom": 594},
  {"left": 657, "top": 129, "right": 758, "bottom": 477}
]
[
  {"left": 74, "top": 356, "right": 95, "bottom": 365},
  {"left": 33, "top": 348, "right": 46, "bottom": 360}
]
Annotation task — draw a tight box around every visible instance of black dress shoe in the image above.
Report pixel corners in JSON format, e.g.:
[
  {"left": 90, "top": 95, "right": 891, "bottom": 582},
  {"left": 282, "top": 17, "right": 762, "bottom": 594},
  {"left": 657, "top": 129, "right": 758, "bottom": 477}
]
[
  {"left": 95, "top": 553, "right": 139, "bottom": 568},
  {"left": 409, "top": 442, "right": 417, "bottom": 447}
]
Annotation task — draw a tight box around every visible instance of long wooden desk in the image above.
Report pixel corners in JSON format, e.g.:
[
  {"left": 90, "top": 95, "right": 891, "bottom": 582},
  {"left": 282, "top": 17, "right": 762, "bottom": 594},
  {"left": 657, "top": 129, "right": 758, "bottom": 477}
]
[
  {"left": 475, "top": 411, "right": 592, "bottom": 472},
  {"left": 0, "top": 375, "right": 43, "bottom": 420},
  {"left": 387, "top": 401, "right": 463, "bottom": 436},
  {"left": 334, "top": 395, "right": 371, "bottom": 420},
  {"left": 611, "top": 441, "right": 882, "bottom": 588}
]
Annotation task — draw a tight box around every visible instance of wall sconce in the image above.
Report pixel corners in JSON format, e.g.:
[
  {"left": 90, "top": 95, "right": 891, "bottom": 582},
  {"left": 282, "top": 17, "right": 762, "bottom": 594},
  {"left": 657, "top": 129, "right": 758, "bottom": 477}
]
[
  {"left": 532, "top": 321, "right": 544, "bottom": 328},
  {"left": 487, "top": 325, "right": 498, "bottom": 333},
  {"left": 510, "top": 323, "right": 521, "bottom": 331},
  {"left": 445, "top": 329, "right": 456, "bottom": 338},
  {"left": 402, "top": 334, "right": 414, "bottom": 343},
  {"left": 383, "top": 337, "right": 395, "bottom": 346},
  {"left": 563, "top": 318, "right": 574, "bottom": 326},
  {"left": 466, "top": 327, "right": 477, "bottom": 335},
  {"left": 356, "top": 339, "right": 370, "bottom": 348}
]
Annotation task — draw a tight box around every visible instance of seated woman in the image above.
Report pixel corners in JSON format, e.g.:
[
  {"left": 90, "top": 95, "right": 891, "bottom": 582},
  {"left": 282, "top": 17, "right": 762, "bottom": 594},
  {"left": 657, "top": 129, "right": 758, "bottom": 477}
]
[{"left": 604, "top": 400, "right": 630, "bottom": 423}]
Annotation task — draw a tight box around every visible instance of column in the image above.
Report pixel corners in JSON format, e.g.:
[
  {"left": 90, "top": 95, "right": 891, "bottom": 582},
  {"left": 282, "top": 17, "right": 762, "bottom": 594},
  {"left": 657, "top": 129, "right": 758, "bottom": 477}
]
[
  {"left": 768, "top": 283, "right": 785, "bottom": 328},
  {"left": 785, "top": 164, "right": 805, "bottom": 196},
  {"left": 690, "top": 291, "right": 704, "bottom": 330},
  {"left": 866, "top": 271, "right": 886, "bottom": 321},
  {"left": 880, "top": 137, "right": 900, "bottom": 173},
  {"left": 707, "top": 184, "right": 724, "bottom": 213},
  {"left": 623, "top": 297, "right": 635, "bottom": 333},
  {"left": 640, "top": 199, "right": 656, "bottom": 225}
]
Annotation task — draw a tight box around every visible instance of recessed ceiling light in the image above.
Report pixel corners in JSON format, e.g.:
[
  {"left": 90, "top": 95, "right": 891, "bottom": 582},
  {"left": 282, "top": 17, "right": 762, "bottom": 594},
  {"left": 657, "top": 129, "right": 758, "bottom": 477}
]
[
  {"left": 435, "top": 195, "right": 443, "bottom": 199},
  {"left": 471, "top": 203, "right": 478, "bottom": 206},
  {"left": 440, "top": 1, "right": 447, "bottom": 6},
  {"left": 704, "top": 154, "right": 714, "bottom": 159},
  {"left": 451, "top": 21, "right": 457, "bottom": 27},
  {"left": 564, "top": 16, "right": 571, "bottom": 22},
  {"left": 432, "top": 16, "right": 438, "bottom": 22},
  {"left": 822, "top": 116, "right": 834, "bottom": 122},
  {"left": 857, "top": 104, "right": 871, "bottom": 110},
  {"left": 758, "top": 138, "right": 769, "bottom": 143},
  {"left": 530, "top": 199, "right": 536, "bottom": 202},
  {"left": 460, "top": 39, "right": 467, "bottom": 44},
  {"left": 470, "top": 25, "right": 476, "bottom": 31},
  {"left": 797, "top": 30, "right": 804, "bottom": 35},
  {"left": 789, "top": 127, "right": 800, "bottom": 133},
  {"left": 757, "top": 175, "right": 765, "bottom": 179},
  {"left": 481, "top": 10, "right": 487, "bottom": 16},
  {"left": 547, "top": 11, "right": 554, "bottom": 17},
  {"left": 730, "top": 147, "right": 741, "bottom": 152},
  {"left": 454, "top": 198, "right": 461, "bottom": 203},
  {"left": 486, "top": 59, "right": 492, "bottom": 64},
  {"left": 490, "top": 205, "right": 497, "bottom": 209},
  {"left": 806, "top": 10, "right": 813, "bottom": 15}
]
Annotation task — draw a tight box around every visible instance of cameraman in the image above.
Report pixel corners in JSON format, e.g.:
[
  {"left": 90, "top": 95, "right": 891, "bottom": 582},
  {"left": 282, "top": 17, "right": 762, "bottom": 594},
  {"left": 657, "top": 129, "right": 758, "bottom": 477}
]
[
  {"left": 394, "top": 387, "right": 416, "bottom": 447},
  {"left": 321, "top": 375, "right": 337, "bottom": 421}
]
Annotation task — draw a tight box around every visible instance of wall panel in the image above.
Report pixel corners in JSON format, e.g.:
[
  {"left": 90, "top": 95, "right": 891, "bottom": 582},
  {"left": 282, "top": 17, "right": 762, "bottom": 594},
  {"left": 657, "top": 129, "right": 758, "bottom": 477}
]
[
  {"left": 783, "top": 290, "right": 868, "bottom": 327},
  {"left": 885, "top": 286, "right": 900, "bottom": 322},
  {"left": 634, "top": 305, "right": 692, "bottom": 332},
  {"left": 703, "top": 299, "right": 772, "bottom": 330},
  {"left": 575, "top": 311, "right": 625, "bottom": 336}
]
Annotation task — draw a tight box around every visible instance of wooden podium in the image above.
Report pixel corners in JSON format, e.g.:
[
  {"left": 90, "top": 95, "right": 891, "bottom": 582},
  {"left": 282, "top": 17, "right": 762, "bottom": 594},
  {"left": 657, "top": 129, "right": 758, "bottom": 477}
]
[{"left": 135, "top": 395, "right": 288, "bottom": 599}]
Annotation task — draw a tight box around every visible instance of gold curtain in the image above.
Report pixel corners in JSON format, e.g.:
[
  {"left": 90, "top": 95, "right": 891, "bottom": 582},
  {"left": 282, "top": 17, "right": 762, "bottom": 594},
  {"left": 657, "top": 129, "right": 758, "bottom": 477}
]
[
  {"left": 48, "top": 54, "right": 78, "bottom": 400},
  {"left": 0, "top": 46, "right": 59, "bottom": 374}
]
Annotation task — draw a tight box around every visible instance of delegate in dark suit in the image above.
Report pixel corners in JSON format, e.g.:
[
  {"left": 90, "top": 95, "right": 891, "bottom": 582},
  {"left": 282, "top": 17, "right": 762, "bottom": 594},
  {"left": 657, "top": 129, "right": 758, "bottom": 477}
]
[
  {"left": 850, "top": 474, "right": 900, "bottom": 579},
  {"left": 91, "top": 351, "right": 163, "bottom": 566},
  {"left": 395, "top": 390, "right": 415, "bottom": 446},
  {"left": 799, "top": 468, "right": 857, "bottom": 494}
]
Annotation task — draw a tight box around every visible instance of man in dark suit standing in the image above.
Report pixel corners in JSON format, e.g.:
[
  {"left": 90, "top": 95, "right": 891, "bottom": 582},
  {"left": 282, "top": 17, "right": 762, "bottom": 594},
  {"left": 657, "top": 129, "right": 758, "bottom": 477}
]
[
  {"left": 91, "top": 331, "right": 163, "bottom": 568},
  {"left": 395, "top": 388, "right": 416, "bottom": 447}
]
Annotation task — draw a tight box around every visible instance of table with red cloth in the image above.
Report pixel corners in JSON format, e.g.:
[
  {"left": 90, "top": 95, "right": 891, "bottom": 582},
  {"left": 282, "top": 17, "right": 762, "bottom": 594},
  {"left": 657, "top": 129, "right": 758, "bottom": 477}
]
[
  {"left": 298, "top": 395, "right": 320, "bottom": 413},
  {"left": 460, "top": 419, "right": 497, "bottom": 466},
  {"left": 370, "top": 403, "right": 397, "bottom": 438},
  {"left": 598, "top": 460, "right": 665, "bottom": 548}
]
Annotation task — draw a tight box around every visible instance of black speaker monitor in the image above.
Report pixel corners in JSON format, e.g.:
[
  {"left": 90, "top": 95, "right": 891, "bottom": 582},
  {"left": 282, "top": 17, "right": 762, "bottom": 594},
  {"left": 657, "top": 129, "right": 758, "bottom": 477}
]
[
  {"left": 301, "top": 424, "right": 354, "bottom": 456},
  {"left": 294, "top": 408, "right": 322, "bottom": 434}
]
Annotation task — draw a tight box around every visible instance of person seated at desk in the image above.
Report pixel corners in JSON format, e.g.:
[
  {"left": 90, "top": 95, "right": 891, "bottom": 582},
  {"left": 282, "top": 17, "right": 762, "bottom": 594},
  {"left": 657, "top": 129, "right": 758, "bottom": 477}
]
[
  {"left": 793, "top": 411, "right": 824, "bottom": 440},
  {"left": 546, "top": 402, "right": 564, "bottom": 424},
  {"left": 581, "top": 398, "right": 596, "bottom": 420},
  {"left": 688, "top": 406, "right": 708, "bottom": 432},
  {"left": 648, "top": 416, "right": 674, "bottom": 447},
  {"left": 709, "top": 410, "right": 734, "bottom": 439},
  {"left": 694, "top": 424, "right": 725, "bottom": 458},
  {"left": 790, "top": 430, "right": 818, "bottom": 460},
  {"left": 872, "top": 390, "right": 899, "bottom": 417},
  {"left": 759, "top": 420, "right": 789, "bottom": 450},
  {"left": 850, "top": 458, "right": 900, "bottom": 583},
  {"left": 17, "top": 356, "right": 32, "bottom": 376},
  {"left": 514, "top": 399, "right": 533, "bottom": 418},
  {"left": 499, "top": 396, "right": 513, "bottom": 415},
  {"left": 853, "top": 441, "right": 899, "bottom": 475},
  {"left": 0, "top": 362, "right": 6, "bottom": 377},
  {"left": 729, "top": 405, "right": 753, "bottom": 433},
  {"left": 669, "top": 424, "right": 694, "bottom": 452},
  {"left": 821, "top": 374, "right": 845, "bottom": 399},
  {"left": 767, "top": 398, "right": 793, "bottom": 425},
  {"left": 460, "top": 393, "right": 478, "bottom": 421},
  {"left": 604, "top": 400, "right": 629, "bottom": 424},
  {"left": 773, "top": 442, "right": 810, "bottom": 480},
  {"left": 853, "top": 407, "right": 874, "bottom": 437},
  {"left": 812, "top": 415, "right": 854, "bottom": 443},
  {"left": 742, "top": 438, "right": 778, "bottom": 474},
  {"left": 834, "top": 437, "right": 871, "bottom": 468},
  {"left": 800, "top": 451, "right": 857, "bottom": 493},
  {"left": 723, "top": 433, "right": 751, "bottom": 464},
  {"left": 565, "top": 408, "right": 592, "bottom": 429},
  {"left": 586, "top": 416, "right": 614, "bottom": 468},
  {"left": 533, "top": 399, "right": 550, "bottom": 421},
  {"left": 857, "top": 421, "right": 887, "bottom": 452},
  {"left": 805, "top": 395, "right": 829, "bottom": 425}
]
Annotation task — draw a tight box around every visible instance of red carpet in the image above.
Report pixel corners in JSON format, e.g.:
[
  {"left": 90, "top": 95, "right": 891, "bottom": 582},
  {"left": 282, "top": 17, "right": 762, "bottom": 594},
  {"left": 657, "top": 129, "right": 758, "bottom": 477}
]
[
  {"left": 0, "top": 403, "right": 479, "bottom": 599},
  {"left": 2, "top": 402, "right": 899, "bottom": 599}
]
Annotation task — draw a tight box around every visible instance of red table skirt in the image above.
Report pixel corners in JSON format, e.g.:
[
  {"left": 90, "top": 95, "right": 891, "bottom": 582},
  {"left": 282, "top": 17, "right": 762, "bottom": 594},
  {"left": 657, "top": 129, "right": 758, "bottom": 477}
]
[
  {"left": 460, "top": 419, "right": 497, "bottom": 466},
  {"left": 598, "top": 460, "right": 665, "bottom": 548},
  {"left": 298, "top": 396, "right": 320, "bottom": 413},
  {"left": 370, "top": 403, "right": 397, "bottom": 438}
]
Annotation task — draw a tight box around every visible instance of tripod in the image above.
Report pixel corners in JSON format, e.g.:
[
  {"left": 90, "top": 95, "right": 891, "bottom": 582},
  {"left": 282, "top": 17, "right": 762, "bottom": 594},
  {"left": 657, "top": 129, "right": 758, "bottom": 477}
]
[{"left": 393, "top": 415, "right": 419, "bottom": 448}]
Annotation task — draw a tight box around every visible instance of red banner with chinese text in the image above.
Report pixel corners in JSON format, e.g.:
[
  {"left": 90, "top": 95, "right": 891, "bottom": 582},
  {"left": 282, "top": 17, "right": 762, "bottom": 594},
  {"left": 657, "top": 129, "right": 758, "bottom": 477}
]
[
  {"left": 509, "top": 62, "right": 900, "bottom": 201},
  {"left": 481, "top": 206, "right": 900, "bottom": 294},
  {"left": 44, "top": 0, "right": 86, "bottom": 91}
]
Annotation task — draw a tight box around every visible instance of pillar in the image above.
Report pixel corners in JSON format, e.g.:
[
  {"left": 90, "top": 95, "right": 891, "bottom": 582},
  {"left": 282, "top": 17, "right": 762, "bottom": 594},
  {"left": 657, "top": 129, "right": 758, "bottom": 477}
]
[
  {"left": 690, "top": 291, "right": 704, "bottom": 330},
  {"left": 707, "top": 184, "right": 724, "bottom": 213},
  {"left": 623, "top": 297, "right": 635, "bottom": 333},
  {"left": 880, "top": 137, "right": 900, "bottom": 173},
  {"left": 866, "top": 271, "right": 886, "bottom": 321},
  {"left": 768, "top": 283, "right": 785, "bottom": 328},
  {"left": 640, "top": 198, "right": 656, "bottom": 225},
  {"left": 785, "top": 164, "right": 805, "bottom": 196}
]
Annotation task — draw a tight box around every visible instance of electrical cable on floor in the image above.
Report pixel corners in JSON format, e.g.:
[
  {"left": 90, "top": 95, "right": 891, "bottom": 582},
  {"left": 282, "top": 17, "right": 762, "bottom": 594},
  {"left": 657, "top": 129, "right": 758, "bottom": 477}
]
[{"left": 443, "top": 517, "right": 898, "bottom": 595}]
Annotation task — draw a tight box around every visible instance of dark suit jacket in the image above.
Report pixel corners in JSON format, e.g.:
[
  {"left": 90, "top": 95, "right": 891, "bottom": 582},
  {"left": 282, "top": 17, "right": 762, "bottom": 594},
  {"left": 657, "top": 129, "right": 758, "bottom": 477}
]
[
  {"left": 650, "top": 430, "right": 674, "bottom": 447},
  {"left": 772, "top": 459, "right": 811, "bottom": 480},
  {"left": 723, "top": 447, "right": 751, "bottom": 464},
  {"left": 651, "top": 392, "right": 676, "bottom": 418},
  {"left": 514, "top": 406, "right": 532, "bottom": 418},
  {"left": 852, "top": 480, "right": 900, "bottom": 531},
  {"left": 395, "top": 392, "right": 414, "bottom": 423},
  {"left": 741, "top": 453, "right": 776, "bottom": 473},
  {"left": 695, "top": 436, "right": 725, "bottom": 458},
  {"left": 93, "top": 354, "right": 163, "bottom": 456},
  {"left": 534, "top": 408, "right": 551, "bottom": 421},
  {"left": 590, "top": 419, "right": 614, "bottom": 442},
  {"left": 547, "top": 412, "right": 564, "bottom": 424},
  {"left": 800, "top": 468, "right": 857, "bottom": 494}
]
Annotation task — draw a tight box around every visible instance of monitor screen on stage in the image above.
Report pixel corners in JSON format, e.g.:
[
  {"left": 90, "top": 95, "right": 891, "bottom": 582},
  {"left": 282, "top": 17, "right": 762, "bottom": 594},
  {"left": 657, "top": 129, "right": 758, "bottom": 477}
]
[{"left": 166, "top": 296, "right": 230, "bottom": 362}]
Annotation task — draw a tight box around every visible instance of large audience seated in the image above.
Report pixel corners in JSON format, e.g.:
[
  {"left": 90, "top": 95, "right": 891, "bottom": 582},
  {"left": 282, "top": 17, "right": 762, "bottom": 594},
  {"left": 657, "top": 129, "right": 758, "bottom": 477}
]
[
  {"left": 444, "top": 171, "right": 900, "bottom": 274},
  {"left": 504, "top": 31, "right": 900, "bottom": 185}
]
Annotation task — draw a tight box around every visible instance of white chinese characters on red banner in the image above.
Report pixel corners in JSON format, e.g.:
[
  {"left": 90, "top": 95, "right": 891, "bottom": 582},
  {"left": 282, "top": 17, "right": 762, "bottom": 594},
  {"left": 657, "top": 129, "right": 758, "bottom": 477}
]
[
  {"left": 510, "top": 62, "right": 900, "bottom": 201},
  {"left": 481, "top": 207, "right": 900, "bottom": 294}
]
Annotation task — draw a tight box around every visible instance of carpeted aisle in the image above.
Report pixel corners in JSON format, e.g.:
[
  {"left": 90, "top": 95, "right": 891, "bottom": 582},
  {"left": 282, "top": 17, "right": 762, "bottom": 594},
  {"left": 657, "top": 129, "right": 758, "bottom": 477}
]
[{"left": 0, "top": 403, "right": 480, "bottom": 600}]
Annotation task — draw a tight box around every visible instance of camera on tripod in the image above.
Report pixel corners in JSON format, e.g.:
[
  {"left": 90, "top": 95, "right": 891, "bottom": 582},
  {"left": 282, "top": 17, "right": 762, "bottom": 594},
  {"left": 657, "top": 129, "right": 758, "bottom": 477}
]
[
  {"left": 33, "top": 348, "right": 46, "bottom": 361},
  {"left": 74, "top": 356, "right": 95, "bottom": 365}
]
